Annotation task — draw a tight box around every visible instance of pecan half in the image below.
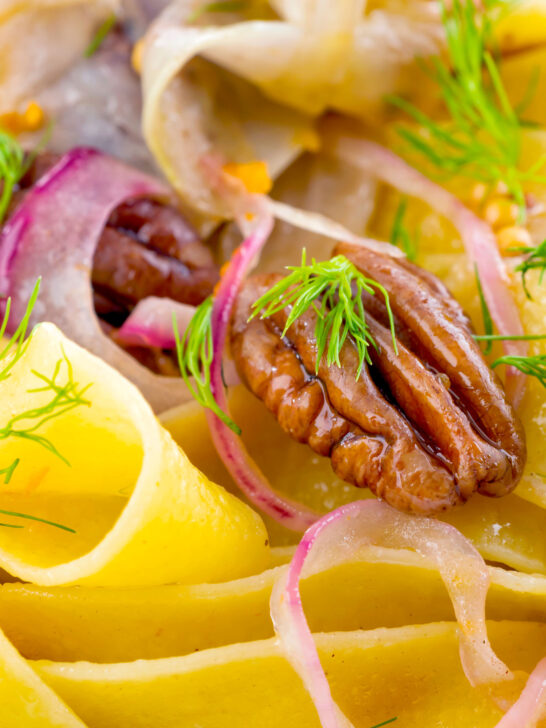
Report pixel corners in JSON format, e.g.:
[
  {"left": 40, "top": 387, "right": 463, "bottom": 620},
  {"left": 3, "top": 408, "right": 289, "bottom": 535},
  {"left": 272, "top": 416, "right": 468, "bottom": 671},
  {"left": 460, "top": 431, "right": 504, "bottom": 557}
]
[
  {"left": 14, "top": 153, "right": 219, "bottom": 375},
  {"left": 230, "top": 245, "right": 526, "bottom": 515},
  {"left": 94, "top": 198, "right": 218, "bottom": 310}
]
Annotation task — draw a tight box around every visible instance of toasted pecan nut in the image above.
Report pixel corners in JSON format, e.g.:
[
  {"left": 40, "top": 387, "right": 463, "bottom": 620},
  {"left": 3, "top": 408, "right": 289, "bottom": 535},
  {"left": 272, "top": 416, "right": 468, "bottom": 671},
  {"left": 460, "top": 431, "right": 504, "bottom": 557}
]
[
  {"left": 335, "top": 242, "right": 525, "bottom": 497},
  {"left": 14, "top": 153, "right": 219, "bottom": 371},
  {"left": 93, "top": 219, "right": 217, "bottom": 309},
  {"left": 230, "top": 251, "right": 526, "bottom": 515},
  {"left": 17, "top": 154, "right": 219, "bottom": 315}
]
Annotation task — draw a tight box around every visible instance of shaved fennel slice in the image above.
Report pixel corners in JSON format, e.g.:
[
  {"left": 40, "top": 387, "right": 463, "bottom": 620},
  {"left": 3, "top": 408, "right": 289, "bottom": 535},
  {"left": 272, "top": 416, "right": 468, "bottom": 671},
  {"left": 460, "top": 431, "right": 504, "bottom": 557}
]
[
  {"left": 0, "top": 148, "right": 189, "bottom": 413},
  {"left": 0, "top": 0, "right": 119, "bottom": 112},
  {"left": 271, "top": 500, "right": 514, "bottom": 728},
  {"left": 141, "top": 1, "right": 443, "bottom": 219},
  {"left": 141, "top": 6, "right": 312, "bottom": 219},
  {"left": 267, "top": 200, "right": 402, "bottom": 258}
]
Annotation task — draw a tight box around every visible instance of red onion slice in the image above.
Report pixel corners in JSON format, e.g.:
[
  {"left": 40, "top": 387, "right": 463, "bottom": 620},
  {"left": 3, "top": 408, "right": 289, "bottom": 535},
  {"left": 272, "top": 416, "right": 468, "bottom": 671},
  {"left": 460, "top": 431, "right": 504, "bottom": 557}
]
[
  {"left": 117, "top": 297, "right": 196, "bottom": 349},
  {"left": 206, "top": 211, "right": 321, "bottom": 532},
  {"left": 0, "top": 148, "right": 190, "bottom": 412},
  {"left": 325, "top": 127, "right": 527, "bottom": 407},
  {"left": 495, "top": 659, "right": 546, "bottom": 727},
  {"left": 271, "top": 500, "right": 513, "bottom": 728},
  {"left": 266, "top": 198, "right": 403, "bottom": 258}
]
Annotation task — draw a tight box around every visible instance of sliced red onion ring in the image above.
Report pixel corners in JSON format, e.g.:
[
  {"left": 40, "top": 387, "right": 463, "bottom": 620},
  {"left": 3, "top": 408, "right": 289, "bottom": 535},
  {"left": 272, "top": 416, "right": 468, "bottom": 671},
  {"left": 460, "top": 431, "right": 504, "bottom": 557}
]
[
  {"left": 271, "top": 500, "right": 513, "bottom": 728},
  {"left": 0, "top": 148, "right": 190, "bottom": 412},
  {"left": 117, "top": 296, "right": 196, "bottom": 349},
  {"left": 495, "top": 659, "right": 546, "bottom": 728},
  {"left": 265, "top": 199, "right": 403, "bottom": 258},
  {"left": 325, "top": 127, "right": 527, "bottom": 407},
  {"left": 205, "top": 211, "right": 321, "bottom": 532}
]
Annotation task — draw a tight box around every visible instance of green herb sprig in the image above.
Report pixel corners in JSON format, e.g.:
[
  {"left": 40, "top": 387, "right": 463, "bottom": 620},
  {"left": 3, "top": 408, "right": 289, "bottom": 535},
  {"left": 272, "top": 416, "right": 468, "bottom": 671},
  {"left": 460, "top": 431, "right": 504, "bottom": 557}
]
[
  {"left": 175, "top": 254, "right": 398, "bottom": 433},
  {"left": 250, "top": 252, "right": 398, "bottom": 379},
  {"left": 174, "top": 297, "right": 240, "bottom": 434},
  {"left": 390, "top": 199, "right": 419, "bottom": 261},
  {"left": 0, "top": 459, "right": 19, "bottom": 485},
  {"left": 0, "top": 508, "right": 76, "bottom": 533},
  {"left": 0, "top": 122, "right": 53, "bottom": 226},
  {"left": 512, "top": 238, "right": 546, "bottom": 299},
  {"left": 389, "top": 0, "right": 545, "bottom": 219},
  {"left": 369, "top": 719, "right": 397, "bottom": 728},
  {"left": 469, "top": 269, "right": 546, "bottom": 388},
  {"left": 491, "top": 352, "right": 546, "bottom": 387},
  {"left": 84, "top": 13, "right": 117, "bottom": 57},
  {"left": 0, "top": 130, "right": 27, "bottom": 224},
  {"left": 474, "top": 333, "right": 546, "bottom": 342},
  {"left": 0, "top": 350, "right": 93, "bottom": 465},
  {"left": 474, "top": 265, "right": 494, "bottom": 354},
  {"left": 0, "top": 280, "right": 91, "bottom": 532}
]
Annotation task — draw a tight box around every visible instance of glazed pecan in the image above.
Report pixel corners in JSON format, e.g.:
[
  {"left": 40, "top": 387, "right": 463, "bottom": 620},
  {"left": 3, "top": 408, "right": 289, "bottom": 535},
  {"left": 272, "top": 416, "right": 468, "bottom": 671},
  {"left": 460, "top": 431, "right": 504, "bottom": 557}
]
[
  {"left": 17, "top": 154, "right": 219, "bottom": 316},
  {"left": 230, "top": 244, "right": 526, "bottom": 515},
  {"left": 14, "top": 153, "right": 219, "bottom": 375},
  {"left": 94, "top": 198, "right": 218, "bottom": 311}
]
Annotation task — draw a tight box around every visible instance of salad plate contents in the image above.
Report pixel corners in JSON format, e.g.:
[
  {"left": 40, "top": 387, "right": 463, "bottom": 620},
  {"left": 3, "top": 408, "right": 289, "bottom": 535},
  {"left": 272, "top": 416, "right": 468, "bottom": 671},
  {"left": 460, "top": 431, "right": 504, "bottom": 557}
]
[{"left": 1, "top": 1, "right": 546, "bottom": 726}]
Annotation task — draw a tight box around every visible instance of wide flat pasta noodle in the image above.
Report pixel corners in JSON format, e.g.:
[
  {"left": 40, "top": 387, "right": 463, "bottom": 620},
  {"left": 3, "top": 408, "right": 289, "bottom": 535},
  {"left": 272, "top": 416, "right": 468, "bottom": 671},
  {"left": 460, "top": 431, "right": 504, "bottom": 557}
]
[
  {"left": 0, "top": 627, "right": 86, "bottom": 727},
  {"left": 0, "top": 323, "right": 268, "bottom": 586},
  {"left": 2, "top": 548, "right": 546, "bottom": 664},
  {"left": 161, "top": 386, "right": 546, "bottom": 571},
  {"left": 31, "top": 622, "right": 546, "bottom": 727}
]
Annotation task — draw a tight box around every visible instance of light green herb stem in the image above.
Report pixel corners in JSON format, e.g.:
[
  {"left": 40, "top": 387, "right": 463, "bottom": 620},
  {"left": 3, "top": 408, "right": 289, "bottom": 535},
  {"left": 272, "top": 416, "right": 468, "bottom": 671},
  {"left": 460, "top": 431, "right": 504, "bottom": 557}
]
[{"left": 250, "top": 252, "right": 398, "bottom": 379}]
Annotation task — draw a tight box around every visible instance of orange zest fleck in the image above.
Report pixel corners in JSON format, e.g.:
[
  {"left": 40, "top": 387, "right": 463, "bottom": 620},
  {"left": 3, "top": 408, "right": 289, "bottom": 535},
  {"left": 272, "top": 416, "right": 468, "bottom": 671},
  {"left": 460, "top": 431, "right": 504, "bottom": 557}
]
[
  {"left": 132, "top": 40, "right": 144, "bottom": 73},
  {"left": 0, "top": 101, "right": 45, "bottom": 135},
  {"left": 222, "top": 161, "right": 272, "bottom": 195}
]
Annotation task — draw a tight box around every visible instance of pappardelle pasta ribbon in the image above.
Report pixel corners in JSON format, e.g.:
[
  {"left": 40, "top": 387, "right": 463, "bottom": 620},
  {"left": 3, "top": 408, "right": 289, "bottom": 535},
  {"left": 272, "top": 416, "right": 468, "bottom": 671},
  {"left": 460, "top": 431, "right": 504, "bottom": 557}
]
[{"left": 0, "top": 322, "right": 269, "bottom": 586}]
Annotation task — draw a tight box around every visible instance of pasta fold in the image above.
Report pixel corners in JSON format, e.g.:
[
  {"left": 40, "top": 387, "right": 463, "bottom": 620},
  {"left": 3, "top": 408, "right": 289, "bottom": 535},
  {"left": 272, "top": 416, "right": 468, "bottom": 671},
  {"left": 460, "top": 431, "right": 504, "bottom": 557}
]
[
  {"left": 162, "top": 386, "right": 546, "bottom": 572},
  {"left": 0, "top": 626, "right": 86, "bottom": 727},
  {"left": 32, "top": 622, "right": 546, "bottom": 727},
  {"left": 1, "top": 549, "right": 546, "bottom": 664},
  {"left": 140, "top": 0, "right": 443, "bottom": 218},
  {"left": 0, "top": 323, "right": 269, "bottom": 586}
]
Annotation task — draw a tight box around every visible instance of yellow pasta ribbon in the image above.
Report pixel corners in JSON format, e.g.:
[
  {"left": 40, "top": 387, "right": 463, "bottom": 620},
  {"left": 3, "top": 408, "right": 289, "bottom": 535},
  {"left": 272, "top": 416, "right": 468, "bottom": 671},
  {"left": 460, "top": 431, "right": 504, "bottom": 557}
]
[
  {"left": 29, "top": 622, "right": 546, "bottom": 727},
  {"left": 0, "top": 323, "right": 269, "bottom": 586},
  {"left": 0, "top": 627, "right": 85, "bottom": 727}
]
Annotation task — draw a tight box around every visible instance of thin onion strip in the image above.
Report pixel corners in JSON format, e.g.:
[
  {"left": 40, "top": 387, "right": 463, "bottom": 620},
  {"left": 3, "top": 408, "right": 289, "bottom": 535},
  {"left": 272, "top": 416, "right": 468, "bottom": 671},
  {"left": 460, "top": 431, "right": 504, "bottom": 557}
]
[
  {"left": 271, "top": 500, "right": 513, "bottom": 728},
  {"left": 205, "top": 211, "right": 321, "bottom": 531}
]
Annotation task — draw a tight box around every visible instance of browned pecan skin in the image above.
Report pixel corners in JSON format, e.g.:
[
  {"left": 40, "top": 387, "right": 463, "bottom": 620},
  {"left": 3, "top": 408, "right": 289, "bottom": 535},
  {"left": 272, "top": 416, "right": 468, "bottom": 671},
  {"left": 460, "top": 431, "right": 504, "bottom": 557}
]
[
  {"left": 336, "top": 242, "right": 526, "bottom": 497},
  {"left": 230, "top": 258, "right": 526, "bottom": 515},
  {"left": 12, "top": 153, "right": 220, "bottom": 375},
  {"left": 16, "top": 153, "right": 219, "bottom": 313}
]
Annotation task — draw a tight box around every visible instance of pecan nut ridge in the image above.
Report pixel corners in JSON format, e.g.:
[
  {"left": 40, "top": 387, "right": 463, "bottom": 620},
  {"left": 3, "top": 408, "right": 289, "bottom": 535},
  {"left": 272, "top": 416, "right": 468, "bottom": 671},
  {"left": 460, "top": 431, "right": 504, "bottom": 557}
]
[{"left": 230, "top": 251, "right": 526, "bottom": 516}]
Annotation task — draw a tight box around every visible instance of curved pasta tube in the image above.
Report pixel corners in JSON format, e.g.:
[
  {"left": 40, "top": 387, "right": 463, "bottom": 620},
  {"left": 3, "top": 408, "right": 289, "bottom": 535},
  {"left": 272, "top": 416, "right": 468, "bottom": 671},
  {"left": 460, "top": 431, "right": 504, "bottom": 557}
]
[{"left": 0, "top": 323, "right": 269, "bottom": 586}]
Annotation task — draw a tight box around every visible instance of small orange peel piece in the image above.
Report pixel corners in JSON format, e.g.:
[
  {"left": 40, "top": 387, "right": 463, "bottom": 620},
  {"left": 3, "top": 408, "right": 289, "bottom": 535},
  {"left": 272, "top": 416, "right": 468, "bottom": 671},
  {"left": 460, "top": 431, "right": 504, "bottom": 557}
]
[
  {"left": 0, "top": 102, "right": 45, "bottom": 135},
  {"left": 222, "top": 161, "right": 272, "bottom": 195},
  {"left": 132, "top": 40, "right": 144, "bottom": 74}
]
